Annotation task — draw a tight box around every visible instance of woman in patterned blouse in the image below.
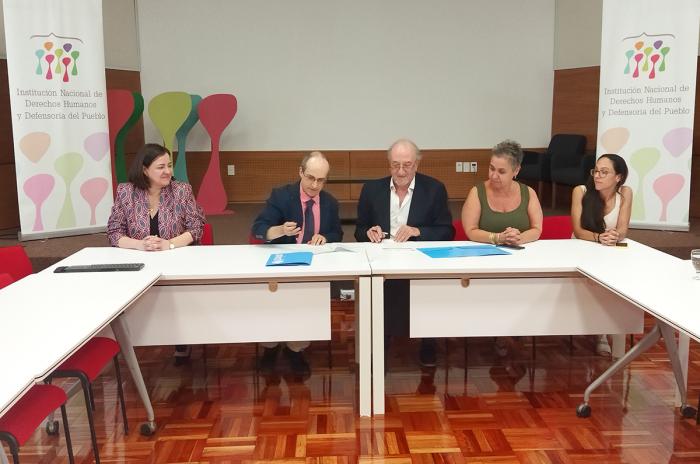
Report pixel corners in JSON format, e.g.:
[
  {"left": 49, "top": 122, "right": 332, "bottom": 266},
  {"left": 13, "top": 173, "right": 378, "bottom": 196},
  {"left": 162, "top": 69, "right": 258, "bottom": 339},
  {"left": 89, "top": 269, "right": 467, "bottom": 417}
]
[
  {"left": 107, "top": 143, "right": 205, "bottom": 251},
  {"left": 107, "top": 143, "right": 205, "bottom": 363}
]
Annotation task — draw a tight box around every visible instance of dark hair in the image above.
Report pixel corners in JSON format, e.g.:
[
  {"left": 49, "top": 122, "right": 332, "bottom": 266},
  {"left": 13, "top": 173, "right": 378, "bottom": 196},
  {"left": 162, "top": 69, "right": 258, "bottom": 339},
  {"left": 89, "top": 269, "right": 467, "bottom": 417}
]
[
  {"left": 128, "top": 143, "right": 171, "bottom": 190},
  {"left": 580, "top": 153, "right": 628, "bottom": 232}
]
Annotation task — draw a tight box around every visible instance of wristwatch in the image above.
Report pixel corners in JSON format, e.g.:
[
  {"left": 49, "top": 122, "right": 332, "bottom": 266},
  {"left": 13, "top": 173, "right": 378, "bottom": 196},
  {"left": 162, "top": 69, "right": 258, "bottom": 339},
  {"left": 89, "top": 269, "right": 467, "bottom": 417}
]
[{"left": 169, "top": 242, "right": 175, "bottom": 250}]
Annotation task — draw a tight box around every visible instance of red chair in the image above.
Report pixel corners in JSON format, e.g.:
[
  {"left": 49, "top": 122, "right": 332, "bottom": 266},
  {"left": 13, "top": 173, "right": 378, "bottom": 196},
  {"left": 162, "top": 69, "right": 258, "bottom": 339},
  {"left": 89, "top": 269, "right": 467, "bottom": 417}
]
[
  {"left": 0, "top": 385, "right": 75, "bottom": 464},
  {"left": 0, "top": 273, "right": 14, "bottom": 289},
  {"left": 249, "top": 234, "right": 265, "bottom": 245},
  {"left": 0, "top": 246, "right": 128, "bottom": 464},
  {"left": 452, "top": 220, "right": 468, "bottom": 241},
  {"left": 540, "top": 215, "right": 573, "bottom": 239},
  {"left": 452, "top": 217, "right": 574, "bottom": 241},
  {"left": 0, "top": 274, "right": 75, "bottom": 464},
  {"left": 47, "top": 338, "right": 128, "bottom": 463},
  {"left": 201, "top": 223, "right": 214, "bottom": 245},
  {"left": 0, "top": 246, "right": 32, "bottom": 282}
]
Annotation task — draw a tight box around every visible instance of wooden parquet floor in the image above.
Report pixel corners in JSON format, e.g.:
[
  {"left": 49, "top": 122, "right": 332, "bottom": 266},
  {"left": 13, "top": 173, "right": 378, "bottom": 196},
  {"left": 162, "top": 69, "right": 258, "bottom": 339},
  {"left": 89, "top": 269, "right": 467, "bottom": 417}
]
[{"left": 8, "top": 301, "right": 700, "bottom": 464}]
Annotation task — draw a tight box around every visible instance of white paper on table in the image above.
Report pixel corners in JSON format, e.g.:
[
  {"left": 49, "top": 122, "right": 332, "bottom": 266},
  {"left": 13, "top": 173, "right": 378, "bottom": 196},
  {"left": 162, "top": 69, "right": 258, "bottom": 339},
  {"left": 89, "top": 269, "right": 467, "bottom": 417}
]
[
  {"left": 380, "top": 239, "right": 417, "bottom": 250},
  {"left": 312, "top": 244, "right": 358, "bottom": 254}
]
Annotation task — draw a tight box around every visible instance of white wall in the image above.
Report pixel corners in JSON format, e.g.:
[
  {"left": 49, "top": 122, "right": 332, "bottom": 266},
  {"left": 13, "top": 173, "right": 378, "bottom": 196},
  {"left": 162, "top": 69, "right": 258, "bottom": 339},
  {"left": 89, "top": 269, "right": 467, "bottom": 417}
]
[
  {"left": 137, "top": 0, "right": 555, "bottom": 151},
  {"left": 0, "top": 0, "right": 140, "bottom": 70},
  {"left": 0, "top": 1, "right": 692, "bottom": 149},
  {"left": 554, "top": 0, "right": 603, "bottom": 69},
  {"left": 101, "top": 0, "right": 140, "bottom": 70}
]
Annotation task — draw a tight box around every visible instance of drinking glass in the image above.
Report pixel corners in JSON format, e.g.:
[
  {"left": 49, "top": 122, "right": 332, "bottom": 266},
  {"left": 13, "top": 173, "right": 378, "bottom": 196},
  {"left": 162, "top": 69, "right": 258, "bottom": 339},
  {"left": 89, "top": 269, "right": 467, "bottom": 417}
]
[{"left": 692, "top": 249, "right": 700, "bottom": 279}]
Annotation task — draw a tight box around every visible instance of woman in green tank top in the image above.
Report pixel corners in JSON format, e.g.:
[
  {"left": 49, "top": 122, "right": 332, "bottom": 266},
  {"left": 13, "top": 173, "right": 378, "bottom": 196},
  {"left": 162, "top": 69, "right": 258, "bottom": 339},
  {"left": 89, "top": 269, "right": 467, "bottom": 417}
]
[
  {"left": 461, "top": 140, "right": 543, "bottom": 246},
  {"left": 461, "top": 139, "right": 544, "bottom": 357}
]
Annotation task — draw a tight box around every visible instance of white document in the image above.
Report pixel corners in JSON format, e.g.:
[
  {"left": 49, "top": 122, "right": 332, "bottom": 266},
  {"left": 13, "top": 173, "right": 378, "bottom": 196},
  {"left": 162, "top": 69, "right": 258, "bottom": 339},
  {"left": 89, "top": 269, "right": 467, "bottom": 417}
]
[
  {"left": 312, "top": 244, "right": 358, "bottom": 254},
  {"left": 380, "top": 239, "right": 416, "bottom": 250}
]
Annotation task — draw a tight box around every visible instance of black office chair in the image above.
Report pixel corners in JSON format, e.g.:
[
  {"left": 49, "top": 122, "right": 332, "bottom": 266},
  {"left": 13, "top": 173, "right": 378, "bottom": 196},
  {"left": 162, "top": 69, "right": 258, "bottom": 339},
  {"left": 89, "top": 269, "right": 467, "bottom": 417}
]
[
  {"left": 516, "top": 150, "right": 551, "bottom": 199},
  {"left": 548, "top": 134, "right": 593, "bottom": 208}
]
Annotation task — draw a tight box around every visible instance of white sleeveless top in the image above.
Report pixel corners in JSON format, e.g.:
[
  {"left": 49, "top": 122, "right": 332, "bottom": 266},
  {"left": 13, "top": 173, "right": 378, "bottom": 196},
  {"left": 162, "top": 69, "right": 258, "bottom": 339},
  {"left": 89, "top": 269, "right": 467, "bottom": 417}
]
[{"left": 578, "top": 185, "right": 621, "bottom": 230}]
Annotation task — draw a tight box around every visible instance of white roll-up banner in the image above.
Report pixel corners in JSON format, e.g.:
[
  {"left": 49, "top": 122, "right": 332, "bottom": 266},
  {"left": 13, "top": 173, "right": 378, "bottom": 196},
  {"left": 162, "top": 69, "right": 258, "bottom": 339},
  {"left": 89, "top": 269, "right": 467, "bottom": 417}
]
[
  {"left": 3, "top": 0, "right": 112, "bottom": 240},
  {"left": 597, "top": 0, "right": 699, "bottom": 230}
]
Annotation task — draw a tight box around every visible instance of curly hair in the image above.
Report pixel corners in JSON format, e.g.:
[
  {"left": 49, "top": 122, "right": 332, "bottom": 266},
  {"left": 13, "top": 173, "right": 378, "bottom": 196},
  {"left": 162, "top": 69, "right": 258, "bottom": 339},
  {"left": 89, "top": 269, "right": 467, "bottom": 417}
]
[{"left": 492, "top": 139, "right": 523, "bottom": 169}]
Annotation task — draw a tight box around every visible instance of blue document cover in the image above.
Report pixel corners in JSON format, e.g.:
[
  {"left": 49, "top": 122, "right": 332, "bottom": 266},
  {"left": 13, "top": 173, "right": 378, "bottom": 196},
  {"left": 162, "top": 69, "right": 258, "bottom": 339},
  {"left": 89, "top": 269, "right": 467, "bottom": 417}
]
[
  {"left": 417, "top": 245, "right": 511, "bottom": 258},
  {"left": 266, "top": 251, "right": 314, "bottom": 266}
]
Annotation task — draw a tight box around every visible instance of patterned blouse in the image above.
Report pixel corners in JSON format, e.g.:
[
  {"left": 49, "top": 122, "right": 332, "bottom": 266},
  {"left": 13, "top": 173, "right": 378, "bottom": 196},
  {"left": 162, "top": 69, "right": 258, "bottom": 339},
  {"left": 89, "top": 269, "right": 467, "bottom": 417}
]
[{"left": 107, "top": 180, "right": 205, "bottom": 246}]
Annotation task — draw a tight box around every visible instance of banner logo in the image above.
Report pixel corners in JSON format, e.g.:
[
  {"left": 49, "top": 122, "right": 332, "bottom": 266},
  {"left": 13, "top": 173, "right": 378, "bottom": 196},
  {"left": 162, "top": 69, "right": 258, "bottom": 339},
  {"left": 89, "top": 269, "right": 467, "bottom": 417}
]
[
  {"left": 623, "top": 33, "right": 673, "bottom": 79},
  {"left": 30, "top": 33, "right": 82, "bottom": 82}
]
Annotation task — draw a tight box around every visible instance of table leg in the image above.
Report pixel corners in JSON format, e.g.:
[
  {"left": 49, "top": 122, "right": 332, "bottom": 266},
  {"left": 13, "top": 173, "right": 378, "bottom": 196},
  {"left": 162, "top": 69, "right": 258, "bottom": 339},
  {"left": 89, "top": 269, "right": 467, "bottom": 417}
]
[
  {"left": 110, "top": 315, "right": 157, "bottom": 435},
  {"left": 372, "top": 276, "right": 385, "bottom": 415},
  {"left": 677, "top": 332, "right": 690, "bottom": 407},
  {"left": 577, "top": 325, "right": 661, "bottom": 417},
  {"left": 657, "top": 322, "right": 696, "bottom": 418},
  {"left": 357, "top": 277, "right": 371, "bottom": 417},
  {"left": 610, "top": 334, "right": 625, "bottom": 359},
  {"left": 577, "top": 322, "right": 696, "bottom": 419}
]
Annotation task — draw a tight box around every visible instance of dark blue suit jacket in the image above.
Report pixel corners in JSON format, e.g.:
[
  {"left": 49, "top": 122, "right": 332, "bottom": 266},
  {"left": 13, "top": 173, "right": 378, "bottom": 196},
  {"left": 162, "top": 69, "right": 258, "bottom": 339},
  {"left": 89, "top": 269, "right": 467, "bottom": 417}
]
[
  {"left": 354, "top": 173, "right": 454, "bottom": 242},
  {"left": 252, "top": 182, "right": 343, "bottom": 244},
  {"left": 354, "top": 172, "right": 453, "bottom": 337}
]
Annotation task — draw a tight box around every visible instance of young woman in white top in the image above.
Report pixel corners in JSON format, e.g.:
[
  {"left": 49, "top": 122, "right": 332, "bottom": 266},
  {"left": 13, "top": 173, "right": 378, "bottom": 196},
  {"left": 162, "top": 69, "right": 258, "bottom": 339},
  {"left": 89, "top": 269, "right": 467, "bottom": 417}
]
[{"left": 571, "top": 153, "right": 633, "bottom": 355}]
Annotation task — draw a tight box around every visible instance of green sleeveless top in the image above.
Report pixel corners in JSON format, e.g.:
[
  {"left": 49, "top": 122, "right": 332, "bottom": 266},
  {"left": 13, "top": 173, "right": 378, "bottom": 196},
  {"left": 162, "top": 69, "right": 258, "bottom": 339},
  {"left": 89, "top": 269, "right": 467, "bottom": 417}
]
[{"left": 477, "top": 181, "right": 531, "bottom": 233}]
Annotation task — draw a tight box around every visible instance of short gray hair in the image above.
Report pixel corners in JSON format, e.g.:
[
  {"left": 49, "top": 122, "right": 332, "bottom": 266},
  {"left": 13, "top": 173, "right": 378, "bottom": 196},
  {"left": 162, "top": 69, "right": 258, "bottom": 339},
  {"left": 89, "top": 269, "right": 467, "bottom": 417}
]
[
  {"left": 300, "top": 151, "right": 328, "bottom": 171},
  {"left": 387, "top": 139, "right": 422, "bottom": 161},
  {"left": 492, "top": 139, "right": 523, "bottom": 169}
]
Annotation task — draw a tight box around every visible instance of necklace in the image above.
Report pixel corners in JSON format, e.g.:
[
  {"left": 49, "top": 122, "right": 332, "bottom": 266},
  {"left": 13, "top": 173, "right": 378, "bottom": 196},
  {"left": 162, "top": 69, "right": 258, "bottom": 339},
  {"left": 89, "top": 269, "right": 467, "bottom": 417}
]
[
  {"left": 148, "top": 189, "right": 161, "bottom": 215},
  {"left": 148, "top": 200, "right": 160, "bottom": 214}
]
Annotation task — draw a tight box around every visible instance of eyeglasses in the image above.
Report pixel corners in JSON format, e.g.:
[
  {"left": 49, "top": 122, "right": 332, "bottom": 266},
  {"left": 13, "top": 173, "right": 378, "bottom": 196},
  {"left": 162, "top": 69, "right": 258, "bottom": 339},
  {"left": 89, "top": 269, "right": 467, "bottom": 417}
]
[
  {"left": 302, "top": 173, "right": 326, "bottom": 185},
  {"left": 390, "top": 162, "right": 415, "bottom": 171},
  {"left": 590, "top": 169, "right": 612, "bottom": 178}
]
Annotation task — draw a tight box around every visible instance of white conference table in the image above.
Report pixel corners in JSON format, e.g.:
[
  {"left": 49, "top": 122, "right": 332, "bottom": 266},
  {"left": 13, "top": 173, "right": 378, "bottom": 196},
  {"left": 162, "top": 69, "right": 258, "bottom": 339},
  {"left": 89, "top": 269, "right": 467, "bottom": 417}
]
[
  {"left": 51, "top": 243, "right": 374, "bottom": 420},
  {"left": 2, "top": 238, "right": 696, "bottom": 441},
  {"left": 0, "top": 269, "right": 160, "bottom": 418},
  {"left": 577, "top": 254, "right": 700, "bottom": 417},
  {"left": 365, "top": 238, "right": 695, "bottom": 415}
]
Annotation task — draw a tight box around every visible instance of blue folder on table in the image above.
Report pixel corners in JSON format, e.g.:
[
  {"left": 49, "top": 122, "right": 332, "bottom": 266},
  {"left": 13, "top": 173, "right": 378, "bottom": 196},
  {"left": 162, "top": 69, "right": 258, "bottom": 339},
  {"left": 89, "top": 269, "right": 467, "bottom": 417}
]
[
  {"left": 266, "top": 251, "right": 314, "bottom": 266},
  {"left": 418, "top": 245, "right": 511, "bottom": 258}
]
